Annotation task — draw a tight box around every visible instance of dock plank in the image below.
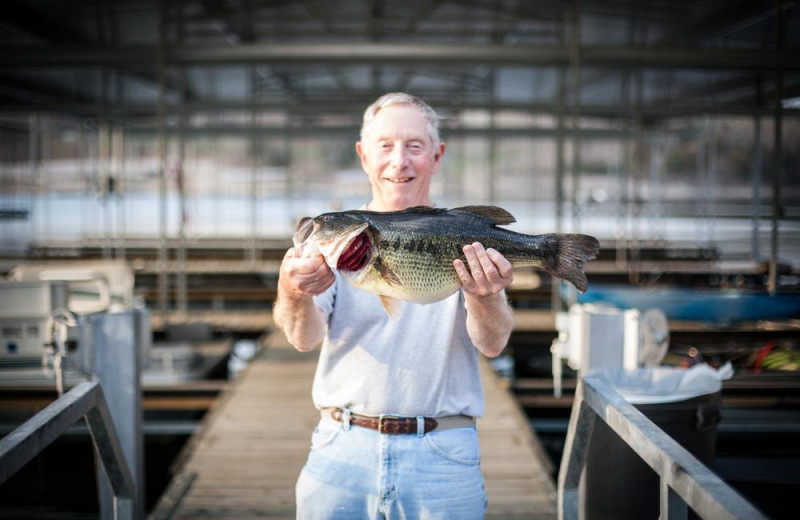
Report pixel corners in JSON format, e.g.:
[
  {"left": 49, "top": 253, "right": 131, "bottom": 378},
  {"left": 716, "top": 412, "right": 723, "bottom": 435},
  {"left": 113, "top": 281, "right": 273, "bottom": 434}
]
[{"left": 152, "top": 332, "right": 556, "bottom": 520}]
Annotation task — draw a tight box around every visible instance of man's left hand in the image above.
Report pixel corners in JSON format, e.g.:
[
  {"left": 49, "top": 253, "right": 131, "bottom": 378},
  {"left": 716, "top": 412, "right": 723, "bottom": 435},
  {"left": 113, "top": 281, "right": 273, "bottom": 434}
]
[{"left": 454, "top": 242, "right": 513, "bottom": 297}]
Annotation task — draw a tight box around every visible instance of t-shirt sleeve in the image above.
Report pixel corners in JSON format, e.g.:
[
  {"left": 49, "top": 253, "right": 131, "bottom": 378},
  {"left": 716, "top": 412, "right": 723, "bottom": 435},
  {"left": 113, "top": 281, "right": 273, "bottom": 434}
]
[{"left": 312, "top": 274, "right": 338, "bottom": 320}]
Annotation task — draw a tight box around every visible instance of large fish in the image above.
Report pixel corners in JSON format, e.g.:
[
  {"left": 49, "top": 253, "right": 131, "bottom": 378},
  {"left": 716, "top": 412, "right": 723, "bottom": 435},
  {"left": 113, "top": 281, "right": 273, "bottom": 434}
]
[{"left": 293, "top": 205, "right": 599, "bottom": 319}]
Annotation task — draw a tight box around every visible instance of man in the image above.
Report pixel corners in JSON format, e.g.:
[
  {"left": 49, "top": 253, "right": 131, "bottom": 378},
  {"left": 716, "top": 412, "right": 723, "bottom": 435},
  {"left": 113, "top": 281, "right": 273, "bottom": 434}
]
[{"left": 273, "top": 92, "right": 514, "bottom": 519}]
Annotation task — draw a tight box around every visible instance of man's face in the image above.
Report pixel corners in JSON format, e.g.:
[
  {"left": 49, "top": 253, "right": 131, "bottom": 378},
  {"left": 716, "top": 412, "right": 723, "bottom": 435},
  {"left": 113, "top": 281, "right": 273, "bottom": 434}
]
[{"left": 356, "top": 104, "right": 445, "bottom": 212}]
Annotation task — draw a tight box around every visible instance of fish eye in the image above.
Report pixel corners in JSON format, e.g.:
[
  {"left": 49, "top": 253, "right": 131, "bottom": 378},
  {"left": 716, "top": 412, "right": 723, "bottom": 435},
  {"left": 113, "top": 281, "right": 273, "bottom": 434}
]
[{"left": 322, "top": 215, "right": 334, "bottom": 221}]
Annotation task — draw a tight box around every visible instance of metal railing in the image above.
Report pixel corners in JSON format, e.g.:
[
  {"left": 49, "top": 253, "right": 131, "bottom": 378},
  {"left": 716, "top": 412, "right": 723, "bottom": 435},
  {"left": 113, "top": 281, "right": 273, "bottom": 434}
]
[
  {"left": 0, "top": 381, "right": 138, "bottom": 520},
  {"left": 558, "top": 373, "right": 767, "bottom": 520}
]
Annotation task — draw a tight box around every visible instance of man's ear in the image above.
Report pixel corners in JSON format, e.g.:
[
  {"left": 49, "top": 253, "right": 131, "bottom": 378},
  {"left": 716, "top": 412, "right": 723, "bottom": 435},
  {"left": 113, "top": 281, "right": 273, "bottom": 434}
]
[
  {"left": 356, "top": 141, "right": 369, "bottom": 166},
  {"left": 434, "top": 142, "right": 446, "bottom": 162}
]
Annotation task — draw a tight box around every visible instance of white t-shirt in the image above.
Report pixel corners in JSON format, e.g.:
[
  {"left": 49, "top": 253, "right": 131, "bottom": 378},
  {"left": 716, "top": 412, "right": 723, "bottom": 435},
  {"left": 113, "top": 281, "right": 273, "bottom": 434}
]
[{"left": 311, "top": 273, "right": 485, "bottom": 418}]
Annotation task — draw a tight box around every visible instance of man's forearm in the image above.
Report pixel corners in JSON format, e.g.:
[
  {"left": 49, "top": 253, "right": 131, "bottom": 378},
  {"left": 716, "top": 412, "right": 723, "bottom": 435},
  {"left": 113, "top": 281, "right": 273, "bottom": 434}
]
[
  {"left": 273, "top": 289, "right": 326, "bottom": 352},
  {"left": 464, "top": 291, "right": 513, "bottom": 358}
]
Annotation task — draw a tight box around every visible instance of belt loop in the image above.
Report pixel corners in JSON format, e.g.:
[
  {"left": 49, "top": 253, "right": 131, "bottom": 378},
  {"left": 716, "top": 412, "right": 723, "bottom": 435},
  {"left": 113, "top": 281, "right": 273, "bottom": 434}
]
[
  {"left": 416, "top": 416, "right": 425, "bottom": 437},
  {"left": 341, "top": 409, "right": 351, "bottom": 431}
]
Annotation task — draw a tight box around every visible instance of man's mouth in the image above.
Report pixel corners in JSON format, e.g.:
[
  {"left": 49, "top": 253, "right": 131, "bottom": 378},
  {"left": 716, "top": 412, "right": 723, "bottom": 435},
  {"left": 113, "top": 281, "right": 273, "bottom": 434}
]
[{"left": 385, "top": 177, "right": 413, "bottom": 183}]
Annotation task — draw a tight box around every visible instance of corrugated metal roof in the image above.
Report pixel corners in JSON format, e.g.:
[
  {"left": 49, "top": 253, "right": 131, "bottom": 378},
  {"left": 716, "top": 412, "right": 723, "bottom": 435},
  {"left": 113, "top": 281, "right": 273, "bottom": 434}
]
[{"left": 0, "top": 0, "right": 796, "bottom": 117}]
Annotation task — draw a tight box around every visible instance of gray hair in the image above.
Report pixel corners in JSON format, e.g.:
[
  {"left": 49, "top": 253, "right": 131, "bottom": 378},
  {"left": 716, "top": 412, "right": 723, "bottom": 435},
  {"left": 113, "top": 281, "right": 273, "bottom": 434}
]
[{"left": 360, "top": 92, "right": 441, "bottom": 147}]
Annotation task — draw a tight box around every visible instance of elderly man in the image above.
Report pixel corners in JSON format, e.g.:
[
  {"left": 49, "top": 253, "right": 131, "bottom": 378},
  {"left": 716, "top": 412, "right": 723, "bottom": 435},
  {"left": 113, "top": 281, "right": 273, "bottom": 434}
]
[{"left": 274, "top": 92, "right": 514, "bottom": 519}]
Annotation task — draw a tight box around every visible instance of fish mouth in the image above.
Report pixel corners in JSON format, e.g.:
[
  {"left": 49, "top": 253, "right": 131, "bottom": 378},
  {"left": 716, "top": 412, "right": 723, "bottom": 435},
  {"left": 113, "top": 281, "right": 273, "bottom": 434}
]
[
  {"left": 293, "top": 217, "right": 315, "bottom": 248},
  {"left": 292, "top": 217, "right": 317, "bottom": 257},
  {"left": 314, "top": 222, "right": 370, "bottom": 271},
  {"left": 291, "top": 215, "right": 372, "bottom": 272}
]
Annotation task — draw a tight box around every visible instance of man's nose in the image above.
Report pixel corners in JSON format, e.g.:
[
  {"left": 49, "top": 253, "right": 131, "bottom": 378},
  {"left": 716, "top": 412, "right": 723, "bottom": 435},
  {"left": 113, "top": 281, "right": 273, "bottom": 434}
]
[{"left": 390, "top": 146, "right": 408, "bottom": 169}]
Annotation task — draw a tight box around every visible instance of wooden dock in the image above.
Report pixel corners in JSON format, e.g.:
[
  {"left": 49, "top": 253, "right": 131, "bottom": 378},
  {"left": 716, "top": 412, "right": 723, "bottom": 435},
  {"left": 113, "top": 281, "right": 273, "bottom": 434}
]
[{"left": 151, "top": 332, "right": 557, "bottom": 520}]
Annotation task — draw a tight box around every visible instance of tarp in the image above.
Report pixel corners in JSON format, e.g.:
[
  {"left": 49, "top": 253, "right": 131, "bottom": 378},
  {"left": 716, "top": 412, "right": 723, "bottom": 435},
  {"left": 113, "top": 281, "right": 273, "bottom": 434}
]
[{"left": 586, "top": 362, "right": 734, "bottom": 404}]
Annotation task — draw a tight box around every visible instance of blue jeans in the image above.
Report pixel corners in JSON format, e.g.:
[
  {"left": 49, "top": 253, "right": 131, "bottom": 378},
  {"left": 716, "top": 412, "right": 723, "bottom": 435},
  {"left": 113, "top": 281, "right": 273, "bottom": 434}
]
[{"left": 296, "top": 415, "right": 487, "bottom": 519}]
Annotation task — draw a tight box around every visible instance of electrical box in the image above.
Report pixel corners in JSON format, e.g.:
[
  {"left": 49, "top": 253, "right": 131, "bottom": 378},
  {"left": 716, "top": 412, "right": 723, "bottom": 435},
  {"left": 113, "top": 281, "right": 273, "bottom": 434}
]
[{"left": 0, "top": 280, "right": 69, "bottom": 362}]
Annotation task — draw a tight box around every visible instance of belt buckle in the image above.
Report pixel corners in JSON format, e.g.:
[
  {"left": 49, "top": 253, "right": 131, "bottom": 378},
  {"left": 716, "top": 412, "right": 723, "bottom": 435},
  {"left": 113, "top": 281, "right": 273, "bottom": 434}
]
[{"left": 378, "top": 415, "right": 398, "bottom": 434}]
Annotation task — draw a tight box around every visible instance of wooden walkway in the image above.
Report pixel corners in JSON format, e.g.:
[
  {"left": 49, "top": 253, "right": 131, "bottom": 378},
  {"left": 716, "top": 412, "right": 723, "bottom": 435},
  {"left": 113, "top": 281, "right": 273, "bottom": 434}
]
[{"left": 151, "top": 332, "right": 556, "bottom": 520}]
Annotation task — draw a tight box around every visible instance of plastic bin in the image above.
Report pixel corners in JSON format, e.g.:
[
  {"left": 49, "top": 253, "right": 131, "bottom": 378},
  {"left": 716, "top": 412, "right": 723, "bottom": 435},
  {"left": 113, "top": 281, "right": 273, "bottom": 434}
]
[{"left": 584, "top": 363, "right": 733, "bottom": 520}]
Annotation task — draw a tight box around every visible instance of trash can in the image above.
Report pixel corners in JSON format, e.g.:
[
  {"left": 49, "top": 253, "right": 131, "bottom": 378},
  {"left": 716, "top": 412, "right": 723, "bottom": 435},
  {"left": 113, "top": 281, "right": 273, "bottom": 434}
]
[{"left": 584, "top": 363, "right": 733, "bottom": 520}]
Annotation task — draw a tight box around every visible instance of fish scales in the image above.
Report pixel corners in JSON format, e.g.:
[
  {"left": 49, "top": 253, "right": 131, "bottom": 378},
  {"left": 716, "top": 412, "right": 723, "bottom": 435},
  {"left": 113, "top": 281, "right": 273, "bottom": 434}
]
[{"left": 364, "top": 224, "right": 458, "bottom": 303}]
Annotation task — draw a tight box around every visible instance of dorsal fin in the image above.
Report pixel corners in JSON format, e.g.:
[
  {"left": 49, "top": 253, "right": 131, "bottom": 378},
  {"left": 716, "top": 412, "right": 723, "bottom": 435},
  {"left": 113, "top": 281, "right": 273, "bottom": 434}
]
[
  {"left": 401, "top": 206, "right": 448, "bottom": 215},
  {"left": 358, "top": 206, "right": 446, "bottom": 216},
  {"left": 450, "top": 205, "right": 516, "bottom": 225}
]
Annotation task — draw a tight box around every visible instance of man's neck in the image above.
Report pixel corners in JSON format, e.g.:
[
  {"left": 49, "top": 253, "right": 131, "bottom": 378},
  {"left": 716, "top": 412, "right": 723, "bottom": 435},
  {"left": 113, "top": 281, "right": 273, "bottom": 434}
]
[{"left": 366, "top": 200, "right": 435, "bottom": 212}]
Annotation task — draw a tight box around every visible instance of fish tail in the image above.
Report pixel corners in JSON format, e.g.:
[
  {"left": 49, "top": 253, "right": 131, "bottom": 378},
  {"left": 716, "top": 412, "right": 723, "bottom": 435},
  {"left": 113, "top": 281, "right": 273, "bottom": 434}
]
[{"left": 542, "top": 234, "right": 600, "bottom": 293}]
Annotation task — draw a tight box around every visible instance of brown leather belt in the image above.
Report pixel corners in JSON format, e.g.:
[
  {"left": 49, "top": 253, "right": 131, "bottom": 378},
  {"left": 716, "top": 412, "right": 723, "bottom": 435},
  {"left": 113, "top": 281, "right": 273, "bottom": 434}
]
[{"left": 322, "top": 408, "right": 475, "bottom": 435}]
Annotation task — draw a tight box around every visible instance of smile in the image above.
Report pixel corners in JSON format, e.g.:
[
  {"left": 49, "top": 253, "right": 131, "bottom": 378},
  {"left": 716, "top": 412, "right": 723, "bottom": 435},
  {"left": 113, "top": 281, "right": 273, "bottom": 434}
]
[{"left": 385, "top": 177, "right": 413, "bottom": 183}]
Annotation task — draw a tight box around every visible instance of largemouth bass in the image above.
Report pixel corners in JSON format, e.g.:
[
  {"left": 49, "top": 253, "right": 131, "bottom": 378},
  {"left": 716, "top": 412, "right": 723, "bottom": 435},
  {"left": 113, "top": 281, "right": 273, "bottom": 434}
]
[{"left": 293, "top": 205, "right": 599, "bottom": 319}]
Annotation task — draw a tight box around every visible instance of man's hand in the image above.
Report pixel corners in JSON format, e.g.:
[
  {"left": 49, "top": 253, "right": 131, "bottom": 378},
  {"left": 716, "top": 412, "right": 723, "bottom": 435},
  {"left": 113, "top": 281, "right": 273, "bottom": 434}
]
[
  {"left": 279, "top": 247, "right": 336, "bottom": 298},
  {"left": 453, "top": 242, "right": 513, "bottom": 297},
  {"left": 453, "top": 242, "right": 514, "bottom": 358},
  {"left": 273, "top": 248, "right": 334, "bottom": 352}
]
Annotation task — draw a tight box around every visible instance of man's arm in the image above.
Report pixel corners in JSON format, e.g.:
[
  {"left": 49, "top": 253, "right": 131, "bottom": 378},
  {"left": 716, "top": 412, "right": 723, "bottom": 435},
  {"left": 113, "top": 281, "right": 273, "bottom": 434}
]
[
  {"left": 272, "top": 248, "right": 335, "bottom": 352},
  {"left": 454, "top": 243, "right": 514, "bottom": 358}
]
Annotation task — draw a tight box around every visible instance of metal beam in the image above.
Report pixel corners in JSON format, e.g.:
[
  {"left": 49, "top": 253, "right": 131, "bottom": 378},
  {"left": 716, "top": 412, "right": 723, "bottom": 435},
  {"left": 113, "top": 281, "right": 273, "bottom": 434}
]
[
  {"left": 0, "top": 77, "right": 95, "bottom": 110},
  {"left": 0, "top": 381, "right": 137, "bottom": 511},
  {"left": 447, "top": 0, "right": 565, "bottom": 23},
  {"left": 659, "top": 0, "right": 784, "bottom": 45},
  {"left": 1, "top": 1, "right": 187, "bottom": 98},
  {"left": 404, "top": 0, "right": 445, "bottom": 34},
  {"left": 568, "top": 1, "right": 785, "bottom": 109},
  {"left": 300, "top": 0, "right": 337, "bottom": 34},
  {"left": 2, "top": 99, "right": 797, "bottom": 120},
  {"left": 202, "top": 0, "right": 256, "bottom": 43},
  {"left": 3, "top": 0, "right": 94, "bottom": 45},
  {"left": 559, "top": 375, "right": 769, "bottom": 520},
  {"left": 0, "top": 381, "right": 97, "bottom": 485},
  {"left": 0, "top": 43, "right": 797, "bottom": 69},
  {"left": 119, "top": 124, "right": 666, "bottom": 139}
]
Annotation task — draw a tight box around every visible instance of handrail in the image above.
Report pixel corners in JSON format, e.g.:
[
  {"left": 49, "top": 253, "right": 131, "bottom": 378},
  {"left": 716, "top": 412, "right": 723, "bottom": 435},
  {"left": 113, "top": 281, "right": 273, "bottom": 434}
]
[
  {"left": 558, "top": 374, "right": 767, "bottom": 520},
  {"left": 0, "top": 381, "right": 138, "bottom": 520}
]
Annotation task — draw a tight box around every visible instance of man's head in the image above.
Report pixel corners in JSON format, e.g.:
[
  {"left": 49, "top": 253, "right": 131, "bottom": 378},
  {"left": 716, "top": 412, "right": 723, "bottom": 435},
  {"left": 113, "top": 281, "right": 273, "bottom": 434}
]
[
  {"left": 357, "top": 93, "right": 446, "bottom": 212},
  {"left": 360, "top": 92, "right": 441, "bottom": 148}
]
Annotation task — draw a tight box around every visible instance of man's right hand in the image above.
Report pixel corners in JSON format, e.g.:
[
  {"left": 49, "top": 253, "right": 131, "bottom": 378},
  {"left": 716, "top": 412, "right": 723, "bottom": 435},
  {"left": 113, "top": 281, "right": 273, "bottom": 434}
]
[{"left": 278, "top": 248, "right": 336, "bottom": 298}]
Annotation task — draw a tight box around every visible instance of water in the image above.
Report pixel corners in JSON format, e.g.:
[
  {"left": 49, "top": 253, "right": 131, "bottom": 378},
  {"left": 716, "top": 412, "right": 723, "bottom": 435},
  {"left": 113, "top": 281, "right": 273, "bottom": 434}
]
[{"left": 3, "top": 193, "right": 798, "bottom": 270}]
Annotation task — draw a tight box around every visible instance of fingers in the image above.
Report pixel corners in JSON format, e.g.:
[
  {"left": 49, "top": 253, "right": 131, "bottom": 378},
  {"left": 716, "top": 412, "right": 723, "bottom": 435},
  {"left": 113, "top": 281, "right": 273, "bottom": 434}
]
[
  {"left": 306, "top": 269, "right": 336, "bottom": 294},
  {"left": 453, "top": 258, "right": 471, "bottom": 287},
  {"left": 473, "top": 243, "right": 499, "bottom": 281},
  {"left": 486, "top": 247, "right": 513, "bottom": 279},
  {"left": 280, "top": 248, "right": 335, "bottom": 296},
  {"left": 302, "top": 259, "right": 336, "bottom": 294},
  {"left": 454, "top": 242, "right": 513, "bottom": 296}
]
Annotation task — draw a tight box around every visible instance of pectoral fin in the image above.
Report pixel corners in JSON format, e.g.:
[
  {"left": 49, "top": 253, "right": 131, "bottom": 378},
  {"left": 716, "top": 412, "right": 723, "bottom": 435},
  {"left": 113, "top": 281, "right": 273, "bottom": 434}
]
[
  {"left": 379, "top": 295, "right": 403, "bottom": 320},
  {"left": 375, "top": 257, "right": 402, "bottom": 286}
]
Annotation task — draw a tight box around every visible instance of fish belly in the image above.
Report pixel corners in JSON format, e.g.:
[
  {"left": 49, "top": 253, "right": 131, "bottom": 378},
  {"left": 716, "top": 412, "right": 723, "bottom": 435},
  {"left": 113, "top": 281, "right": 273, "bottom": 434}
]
[{"left": 355, "top": 252, "right": 462, "bottom": 304}]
